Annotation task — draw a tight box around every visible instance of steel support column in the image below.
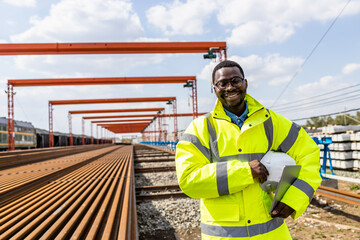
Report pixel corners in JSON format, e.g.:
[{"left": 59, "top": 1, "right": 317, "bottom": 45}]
[
  {"left": 96, "top": 125, "right": 99, "bottom": 144},
  {"left": 173, "top": 100, "right": 178, "bottom": 141},
  {"left": 82, "top": 118, "right": 85, "bottom": 145},
  {"left": 68, "top": 113, "right": 73, "bottom": 146},
  {"left": 158, "top": 117, "right": 162, "bottom": 141},
  {"left": 49, "top": 103, "right": 54, "bottom": 148},
  {"left": 91, "top": 123, "right": 93, "bottom": 144},
  {"left": 192, "top": 79, "right": 198, "bottom": 119},
  {"left": 7, "top": 84, "right": 15, "bottom": 151}
]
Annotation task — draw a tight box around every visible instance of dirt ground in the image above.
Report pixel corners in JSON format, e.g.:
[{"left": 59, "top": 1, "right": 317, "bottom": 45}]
[{"left": 175, "top": 180, "right": 360, "bottom": 240}]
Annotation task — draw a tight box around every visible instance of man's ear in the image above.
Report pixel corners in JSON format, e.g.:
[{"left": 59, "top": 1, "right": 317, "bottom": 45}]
[{"left": 244, "top": 79, "right": 248, "bottom": 89}]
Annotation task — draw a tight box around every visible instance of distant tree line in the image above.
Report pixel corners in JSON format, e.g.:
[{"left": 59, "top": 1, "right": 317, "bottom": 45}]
[{"left": 304, "top": 111, "right": 360, "bottom": 128}]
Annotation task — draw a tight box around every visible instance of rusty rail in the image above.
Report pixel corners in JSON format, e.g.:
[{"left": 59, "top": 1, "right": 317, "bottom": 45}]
[
  {"left": 0, "top": 144, "right": 112, "bottom": 170},
  {"left": 136, "top": 184, "right": 187, "bottom": 201},
  {"left": 316, "top": 185, "right": 360, "bottom": 206},
  {"left": 0, "top": 145, "right": 138, "bottom": 239}
]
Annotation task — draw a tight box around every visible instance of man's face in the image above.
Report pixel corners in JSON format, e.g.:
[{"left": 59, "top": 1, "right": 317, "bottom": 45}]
[{"left": 213, "top": 66, "right": 248, "bottom": 113}]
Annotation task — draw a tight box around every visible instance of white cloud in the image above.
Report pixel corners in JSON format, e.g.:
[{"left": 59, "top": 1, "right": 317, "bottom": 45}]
[
  {"left": 231, "top": 54, "right": 303, "bottom": 86},
  {"left": 227, "top": 21, "right": 295, "bottom": 46},
  {"left": 11, "top": 0, "right": 144, "bottom": 42},
  {"left": 294, "top": 75, "right": 347, "bottom": 96},
  {"left": 198, "top": 60, "right": 218, "bottom": 82},
  {"left": 342, "top": 63, "right": 360, "bottom": 74},
  {"left": 0, "top": 39, "right": 8, "bottom": 43},
  {"left": 198, "top": 54, "right": 303, "bottom": 87},
  {"left": 145, "top": 0, "right": 360, "bottom": 44},
  {"left": 146, "top": 0, "right": 218, "bottom": 35},
  {"left": 2, "top": 0, "right": 36, "bottom": 7},
  {"left": 218, "top": 0, "right": 360, "bottom": 46},
  {"left": 134, "top": 37, "right": 169, "bottom": 42}
]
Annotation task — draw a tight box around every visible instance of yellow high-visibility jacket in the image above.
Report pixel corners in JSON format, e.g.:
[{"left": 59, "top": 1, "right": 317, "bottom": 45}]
[{"left": 175, "top": 94, "right": 321, "bottom": 239}]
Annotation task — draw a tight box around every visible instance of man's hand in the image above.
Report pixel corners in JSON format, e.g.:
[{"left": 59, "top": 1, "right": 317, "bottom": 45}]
[
  {"left": 249, "top": 160, "right": 269, "bottom": 183},
  {"left": 271, "top": 202, "right": 295, "bottom": 218}
]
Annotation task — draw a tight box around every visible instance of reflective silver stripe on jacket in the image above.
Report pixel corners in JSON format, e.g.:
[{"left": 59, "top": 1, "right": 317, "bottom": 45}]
[
  {"left": 277, "top": 122, "right": 301, "bottom": 153},
  {"left": 206, "top": 116, "right": 225, "bottom": 196},
  {"left": 201, "top": 218, "right": 284, "bottom": 238},
  {"left": 180, "top": 133, "right": 211, "bottom": 161},
  {"left": 216, "top": 162, "right": 229, "bottom": 196},
  {"left": 263, "top": 110, "right": 273, "bottom": 152},
  {"left": 292, "top": 178, "right": 315, "bottom": 201},
  {"left": 206, "top": 115, "right": 220, "bottom": 162}
]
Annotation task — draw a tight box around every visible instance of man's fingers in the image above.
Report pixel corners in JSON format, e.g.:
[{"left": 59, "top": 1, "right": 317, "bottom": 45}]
[
  {"left": 249, "top": 160, "right": 269, "bottom": 182},
  {"left": 271, "top": 203, "right": 294, "bottom": 218}
]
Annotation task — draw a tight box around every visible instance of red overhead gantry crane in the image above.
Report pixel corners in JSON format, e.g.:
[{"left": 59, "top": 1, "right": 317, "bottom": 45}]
[
  {"left": 48, "top": 97, "right": 176, "bottom": 148},
  {"left": 68, "top": 107, "right": 164, "bottom": 145},
  {"left": 7, "top": 76, "right": 192, "bottom": 150},
  {"left": 2, "top": 41, "right": 226, "bottom": 150}
]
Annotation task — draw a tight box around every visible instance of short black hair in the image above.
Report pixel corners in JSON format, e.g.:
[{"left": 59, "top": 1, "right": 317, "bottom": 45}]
[{"left": 212, "top": 60, "right": 245, "bottom": 83}]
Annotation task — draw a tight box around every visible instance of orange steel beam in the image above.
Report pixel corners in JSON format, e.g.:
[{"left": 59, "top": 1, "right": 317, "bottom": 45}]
[
  {"left": 84, "top": 114, "right": 157, "bottom": 119},
  {"left": 0, "top": 42, "right": 226, "bottom": 55},
  {"left": 91, "top": 119, "right": 154, "bottom": 124},
  {"left": 83, "top": 112, "right": 206, "bottom": 120},
  {"left": 8, "top": 76, "right": 196, "bottom": 87},
  {"left": 49, "top": 97, "right": 176, "bottom": 105},
  {"left": 158, "top": 112, "right": 207, "bottom": 117},
  {"left": 98, "top": 123, "right": 150, "bottom": 128},
  {"left": 70, "top": 108, "right": 164, "bottom": 115}
]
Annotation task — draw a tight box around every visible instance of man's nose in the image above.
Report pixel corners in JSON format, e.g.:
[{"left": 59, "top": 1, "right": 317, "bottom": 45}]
[{"left": 224, "top": 81, "right": 235, "bottom": 90}]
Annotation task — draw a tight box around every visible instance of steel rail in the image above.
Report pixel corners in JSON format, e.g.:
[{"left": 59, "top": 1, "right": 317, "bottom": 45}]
[
  {"left": 0, "top": 144, "right": 109, "bottom": 170},
  {"left": 0, "top": 147, "right": 119, "bottom": 237},
  {"left": 134, "top": 166, "right": 176, "bottom": 173},
  {"left": 136, "top": 184, "right": 180, "bottom": 192},
  {"left": 0, "top": 145, "right": 138, "bottom": 239},
  {"left": 0, "top": 146, "right": 117, "bottom": 204},
  {"left": 4, "top": 156, "right": 120, "bottom": 239},
  {"left": 316, "top": 185, "right": 360, "bottom": 206},
  {"left": 135, "top": 158, "right": 175, "bottom": 163},
  {"left": 136, "top": 192, "right": 187, "bottom": 201}
]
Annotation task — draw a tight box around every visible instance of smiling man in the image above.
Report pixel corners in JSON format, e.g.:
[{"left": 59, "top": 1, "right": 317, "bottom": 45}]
[{"left": 175, "top": 60, "right": 321, "bottom": 239}]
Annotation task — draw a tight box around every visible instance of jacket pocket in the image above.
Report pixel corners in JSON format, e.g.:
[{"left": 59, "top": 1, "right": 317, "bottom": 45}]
[
  {"left": 262, "top": 190, "right": 274, "bottom": 216},
  {"left": 202, "top": 203, "right": 240, "bottom": 222}
]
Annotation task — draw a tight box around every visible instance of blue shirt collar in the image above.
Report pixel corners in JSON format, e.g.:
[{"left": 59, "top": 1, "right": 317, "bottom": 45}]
[{"left": 224, "top": 101, "right": 248, "bottom": 128}]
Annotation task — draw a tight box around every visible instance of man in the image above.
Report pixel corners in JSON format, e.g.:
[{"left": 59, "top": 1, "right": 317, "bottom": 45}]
[{"left": 175, "top": 60, "right": 321, "bottom": 239}]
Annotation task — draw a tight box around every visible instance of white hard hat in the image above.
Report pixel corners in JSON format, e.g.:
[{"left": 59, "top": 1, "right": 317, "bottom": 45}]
[{"left": 260, "top": 151, "right": 296, "bottom": 192}]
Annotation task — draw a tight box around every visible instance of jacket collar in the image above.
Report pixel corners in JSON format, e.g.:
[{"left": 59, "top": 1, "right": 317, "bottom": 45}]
[{"left": 213, "top": 93, "right": 264, "bottom": 120}]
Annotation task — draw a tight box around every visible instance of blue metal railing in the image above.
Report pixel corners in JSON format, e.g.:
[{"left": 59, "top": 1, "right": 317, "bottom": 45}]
[
  {"left": 140, "top": 141, "right": 179, "bottom": 151},
  {"left": 312, "top": 136, "right": 334, "bottom": 178}
]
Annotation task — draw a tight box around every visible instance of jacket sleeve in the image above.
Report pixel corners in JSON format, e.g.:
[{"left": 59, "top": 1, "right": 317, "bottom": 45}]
[
  {"left": 270, "top": 110, "right": 322, "bottom": 220},
  {"left": 175, "top": 117, "right": 254, "bottom": 199}
]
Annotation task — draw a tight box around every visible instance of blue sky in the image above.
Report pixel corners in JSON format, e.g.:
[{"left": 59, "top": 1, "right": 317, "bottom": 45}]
[{"left": 0, "top": 0, "right": 359, "bottom": 139}]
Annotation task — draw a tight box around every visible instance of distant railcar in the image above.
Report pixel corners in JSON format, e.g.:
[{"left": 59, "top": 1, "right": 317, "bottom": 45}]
[{"left": 0, "top": 117, "right": 37, "bottom": 150}]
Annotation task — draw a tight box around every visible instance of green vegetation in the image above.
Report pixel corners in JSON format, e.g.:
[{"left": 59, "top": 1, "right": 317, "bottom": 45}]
[
  {"left": 304, "top": 111, "right": 360, "bottom": 128},
  {"left": 350, "top": 185, "right": 360, "bottom": 191}
]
